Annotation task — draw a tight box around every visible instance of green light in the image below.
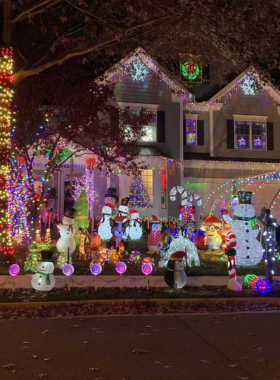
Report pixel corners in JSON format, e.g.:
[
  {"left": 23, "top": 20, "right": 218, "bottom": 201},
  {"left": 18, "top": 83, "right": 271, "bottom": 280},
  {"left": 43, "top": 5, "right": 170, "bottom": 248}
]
[{"left": 181, "top": 61, "right": 200, "bottom": 80}]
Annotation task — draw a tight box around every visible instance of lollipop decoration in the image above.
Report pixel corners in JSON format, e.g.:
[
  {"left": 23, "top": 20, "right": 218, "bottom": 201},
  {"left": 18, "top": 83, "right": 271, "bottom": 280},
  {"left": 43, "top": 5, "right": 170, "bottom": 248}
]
[
  {"left": 141, "top": 263, "right": 153, "bottom": 276},
  {"left": 115, "top": 261, "right": 127, "bottom": 289},
  {"left": 90, "top": 263, "right": 102, "bottom": 291},
  {"left": 90, "top": 263, "right": 102, "bottom": 276},
  {"left": 62, "top": 264, "right": 74, "bottom": 276},
  {"left": 9, "top": 264, "right": 20, "bottom": 277}
]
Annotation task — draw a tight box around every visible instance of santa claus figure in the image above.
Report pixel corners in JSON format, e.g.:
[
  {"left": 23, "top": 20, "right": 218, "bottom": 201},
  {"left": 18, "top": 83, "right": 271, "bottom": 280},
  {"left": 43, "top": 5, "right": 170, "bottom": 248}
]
[
  {"left": 147, "top": 215, "right": 163, "bottom": 253},
  {"left": 164, "top": 251, "right": 187, "bottom": 289}
]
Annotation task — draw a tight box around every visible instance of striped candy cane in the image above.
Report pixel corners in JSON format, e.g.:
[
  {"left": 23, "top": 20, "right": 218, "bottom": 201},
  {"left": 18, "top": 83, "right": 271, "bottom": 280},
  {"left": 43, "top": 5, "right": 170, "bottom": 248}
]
[
  {"left": 170, "top": 186, "right": 202, "bottom": 207},
  {"left": 226, "top": 232, "right": 242, "bottom": 291}
]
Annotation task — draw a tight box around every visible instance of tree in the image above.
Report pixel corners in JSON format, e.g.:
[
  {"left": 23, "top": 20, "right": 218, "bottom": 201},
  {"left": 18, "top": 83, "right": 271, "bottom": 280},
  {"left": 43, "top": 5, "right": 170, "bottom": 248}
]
[
  {"left": 1, "top": 0, "right": 280, "bottom": 257},
  {"left": 129, "top": 174, "right": 152, "bottom": 209}
]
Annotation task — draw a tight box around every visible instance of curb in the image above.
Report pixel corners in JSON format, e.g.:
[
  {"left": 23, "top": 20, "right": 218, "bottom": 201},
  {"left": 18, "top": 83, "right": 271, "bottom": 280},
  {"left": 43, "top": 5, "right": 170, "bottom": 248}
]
[{"left": 0, "top": 297, "right": 280, "bottom": 309}]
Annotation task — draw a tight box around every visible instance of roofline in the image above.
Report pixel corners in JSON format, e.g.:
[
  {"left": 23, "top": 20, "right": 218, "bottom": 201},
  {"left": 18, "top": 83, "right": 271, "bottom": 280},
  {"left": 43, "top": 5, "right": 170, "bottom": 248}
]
[
  {"left": 209, "top": 68, "right": 280, "bottom": 104},
  {"left": 101, "top": 46, "right": 193, "bottom": 99}
]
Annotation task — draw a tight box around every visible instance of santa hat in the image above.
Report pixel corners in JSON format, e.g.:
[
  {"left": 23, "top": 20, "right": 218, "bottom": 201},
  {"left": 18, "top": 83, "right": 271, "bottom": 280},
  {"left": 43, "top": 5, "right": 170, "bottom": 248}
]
[
  {"left": 203, "top": 216, "right": 220, "bottom": 224},
  {"left": 104, "top": 203, "right": 114, "bottom": 209},
  {"left": 129, "top": 210, "right": 138, "bottom": 215},
  {"left": 90, "top": 246, "right": 99, "bottom": 252},
  {"left": 115, "top": 216, "right": 126, "bottom": 223},
  {"left": 226, "top": 232, "right": 237, "bottom": 249},
  {"left": 117, "top": 242, "right": 124, "bottom": 247},
  {"left": 151, "top": 215, "right": 159, "bottom": 223},
  {"left": 169, "top": 251, "right": 187, "bottom": 261}
]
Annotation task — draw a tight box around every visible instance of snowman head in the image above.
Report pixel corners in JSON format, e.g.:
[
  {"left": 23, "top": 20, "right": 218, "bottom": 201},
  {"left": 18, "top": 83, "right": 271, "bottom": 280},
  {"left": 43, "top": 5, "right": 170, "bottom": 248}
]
[
  {"left": 129, "top": 210, "right": 139, "bottom": 220},
  {"left": 118, "top": 205, "right": 128, "bottom": 215},
  {"left": 234, "top": 203, "right": 255, "bottom": 218},
  {"left": 102, "top": 204, "right": 113, "bottom": 215},
  {"left": 37, "top": 261, "right": 54, "bottom": 273},
  {"left": 63, "top": 208, "right": 76, "bottom": 225}
]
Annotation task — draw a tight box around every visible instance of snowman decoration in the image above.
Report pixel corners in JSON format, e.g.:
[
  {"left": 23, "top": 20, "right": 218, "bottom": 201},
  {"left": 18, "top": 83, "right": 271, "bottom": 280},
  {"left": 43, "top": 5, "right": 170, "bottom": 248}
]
[
  {"left": 164, "top": 251, "right": 187, "bottom": 289},
  {"left": 57, "top": 208, "right": 79, "bottom": 269},
  {"left": 222, "top": 191, "right": 263, "bottom": 266},
  {"left": 31, "top": 251, "right": 56, "bottom": 291},
  {"left": 128, "top": 210, "right": 142, "bottom": 240},
  {"left": 98, "top": 203, "right": 114, "bottom": 240}
]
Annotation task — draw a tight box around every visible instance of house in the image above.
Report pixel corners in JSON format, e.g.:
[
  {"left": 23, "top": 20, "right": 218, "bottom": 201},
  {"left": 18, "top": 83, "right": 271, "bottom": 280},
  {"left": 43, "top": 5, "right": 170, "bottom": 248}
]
[{"left": 37, "top": 47, "right": 280, "bottom": 227}]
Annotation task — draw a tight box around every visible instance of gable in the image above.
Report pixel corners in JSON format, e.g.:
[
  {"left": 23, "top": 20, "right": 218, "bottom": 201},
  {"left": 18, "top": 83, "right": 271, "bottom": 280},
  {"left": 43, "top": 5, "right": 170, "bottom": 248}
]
[{"left": 102, "top": 47, "right": 192, "bottom": 100}]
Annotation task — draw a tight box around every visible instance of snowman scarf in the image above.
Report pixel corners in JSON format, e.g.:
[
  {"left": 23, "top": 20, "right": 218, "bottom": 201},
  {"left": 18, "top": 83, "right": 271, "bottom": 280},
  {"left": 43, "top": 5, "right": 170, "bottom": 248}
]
[
  {"left": 37, "top": 271, "right": 51, "bottom": 285},
  {"left": 235, "top": 216, "right": 256, "bottom": 229}
]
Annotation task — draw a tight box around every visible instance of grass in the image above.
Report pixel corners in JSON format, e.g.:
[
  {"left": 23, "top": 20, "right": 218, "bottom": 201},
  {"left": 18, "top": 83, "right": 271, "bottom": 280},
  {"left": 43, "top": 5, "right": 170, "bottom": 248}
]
[{"left": 0, "top": 284, "right": 279, "bottom": 304}]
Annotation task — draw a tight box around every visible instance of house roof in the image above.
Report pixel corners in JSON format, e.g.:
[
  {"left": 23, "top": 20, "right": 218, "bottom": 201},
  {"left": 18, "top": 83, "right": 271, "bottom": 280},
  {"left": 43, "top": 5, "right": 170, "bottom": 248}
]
[
  {"left": 209, "top": 69, "right": 280, "bottom": 104},
  {"left": 133, "top": 145, "right": 170, "bottom": 158},
  {"left": 102, "top": 47, "right": 193, "bottom": 100}
]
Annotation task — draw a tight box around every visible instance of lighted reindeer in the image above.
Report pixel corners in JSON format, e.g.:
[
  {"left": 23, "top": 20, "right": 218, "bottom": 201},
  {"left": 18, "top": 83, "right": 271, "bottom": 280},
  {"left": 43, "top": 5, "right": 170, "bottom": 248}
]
[{"left": 106, "top": 216, "right": 129, "bottom": 255}]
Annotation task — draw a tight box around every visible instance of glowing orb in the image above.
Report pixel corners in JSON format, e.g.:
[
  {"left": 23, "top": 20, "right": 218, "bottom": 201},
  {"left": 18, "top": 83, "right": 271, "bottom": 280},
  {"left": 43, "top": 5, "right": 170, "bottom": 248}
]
[
  {"left": 141, "top": 263, "right": 153, "bottom": 276},
  {"left": 90, "top": 263, "right": 102, "bottom": 276},
  {"left": 9, "top": 264, "right": 20, "bottom": 277},
  {"left": 115, "top": 262, "right": 127, "bottom": 274},
  {"left": 255, "top": 279, "right": 272, "bottom": 294},
  {"left": 62, "top": 264, "right": 74, "bottom": 276}
]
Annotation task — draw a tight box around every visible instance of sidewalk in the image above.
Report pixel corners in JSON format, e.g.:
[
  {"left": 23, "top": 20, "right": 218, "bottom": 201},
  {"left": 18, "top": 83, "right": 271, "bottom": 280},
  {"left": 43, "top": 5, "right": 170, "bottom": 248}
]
[{"left": 0, "top": 274, "right": 249, "bottom": 289}]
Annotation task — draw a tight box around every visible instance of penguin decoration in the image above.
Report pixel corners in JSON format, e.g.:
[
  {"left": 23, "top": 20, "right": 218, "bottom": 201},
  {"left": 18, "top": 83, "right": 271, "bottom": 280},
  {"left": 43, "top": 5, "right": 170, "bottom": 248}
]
[{"left": 164, "top": 251, "right": 187, "bottom": 289}]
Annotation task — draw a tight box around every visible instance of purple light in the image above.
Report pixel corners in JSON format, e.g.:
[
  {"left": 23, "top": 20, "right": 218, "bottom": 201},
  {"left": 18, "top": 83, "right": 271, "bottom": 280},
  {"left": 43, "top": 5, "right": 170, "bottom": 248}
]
[
  {"left": 141, "top": 263, "right": 153, "bottom": 275},
  {"left": 62, "top": 264, "right": 74, "bottom": 276},
  {"left": 9, "top": 264, "right": 20, "bottom": 277},
  {"left": 90, "top": 263, "right": 102, "bottom": 276},
  {"left": 115, "top": 262, "right": 127, "bottom": 275}
]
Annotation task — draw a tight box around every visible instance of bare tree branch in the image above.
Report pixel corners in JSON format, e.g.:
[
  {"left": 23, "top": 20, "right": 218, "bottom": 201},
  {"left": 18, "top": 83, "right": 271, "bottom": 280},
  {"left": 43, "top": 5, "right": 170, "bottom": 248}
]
[{"left": 11, "top": 0, "right": 63, "bottom": 24}]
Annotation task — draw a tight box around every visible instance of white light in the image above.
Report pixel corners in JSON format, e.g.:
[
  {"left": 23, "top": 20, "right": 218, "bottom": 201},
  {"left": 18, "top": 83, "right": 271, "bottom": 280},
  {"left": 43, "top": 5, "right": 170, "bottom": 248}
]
[
  {"left": 131, "top": 61, "right": 148, "bottom": 81},
  {"left": 241, "top": 76, "right": 255, "bottom": 95}
]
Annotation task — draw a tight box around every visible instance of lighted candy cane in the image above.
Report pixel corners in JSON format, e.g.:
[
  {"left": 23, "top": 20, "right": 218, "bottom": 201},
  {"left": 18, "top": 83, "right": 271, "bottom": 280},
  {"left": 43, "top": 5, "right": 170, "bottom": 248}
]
[
  {"left": 225, "top": 232, "right": 242, "bottom": 291},
  {"left": 52, "top": 211, "right": 59, "bottom": 222},
  {"left": 115, "top": 262, "right": 127, "bottom": 289},
  {"left": 170, "top": 186, "right": 202, "bottom": 220},
  {"left": 90, "top": 263, "right": 102, "bottom": 291}
]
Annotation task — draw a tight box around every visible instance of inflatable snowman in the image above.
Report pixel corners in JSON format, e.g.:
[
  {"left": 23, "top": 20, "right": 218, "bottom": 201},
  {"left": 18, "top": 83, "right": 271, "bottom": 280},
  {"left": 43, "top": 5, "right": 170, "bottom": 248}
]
[
  {"left": 128, "top": 210, "right": 142, "bottom": 240},
  {"left": 164, "top": 251, "right": 187, "bottom": 289},
  {"left": 222, "top": 191, "right": 263, "bottom": 266},
  {"left": 31, "top": 251, "right": 56, "bottom": 291},
  {"left": 98, "top": 203, "right": 114, "bottom": 240},
  {"left": 57, "top": 208, "right": 79, "bottom": 269}
]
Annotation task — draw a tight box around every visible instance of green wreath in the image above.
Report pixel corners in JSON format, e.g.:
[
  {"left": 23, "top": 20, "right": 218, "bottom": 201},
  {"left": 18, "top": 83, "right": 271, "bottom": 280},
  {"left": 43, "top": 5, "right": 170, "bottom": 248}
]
[{"left": 181, "top": 61, "right": 200, "bottom": 80}]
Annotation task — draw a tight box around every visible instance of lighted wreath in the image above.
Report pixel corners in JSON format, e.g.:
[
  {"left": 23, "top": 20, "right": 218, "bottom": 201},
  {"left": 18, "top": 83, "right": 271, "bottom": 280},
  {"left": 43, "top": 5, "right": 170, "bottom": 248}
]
[{"left": 181, "top": 61, "right": 200, "bottom": 80}]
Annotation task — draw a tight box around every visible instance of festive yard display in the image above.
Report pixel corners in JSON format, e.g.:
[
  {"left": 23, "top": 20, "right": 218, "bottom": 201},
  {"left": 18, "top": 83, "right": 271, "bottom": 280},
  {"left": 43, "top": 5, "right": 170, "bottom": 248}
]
[
  {"left": 128, "top": 251, "right": 141, "bottom": 264},
  {"left": 106, "top": 217, "right": 129, "bottom": 253},
  {"left": 98, "top": 203, "right": 114, "bottom": 240},
  {"left": 222, "top": 191, "right": 263, "bottom": 266},
  {"left": 31, "top": 251, "right": 55, "bottom": 291},
  {"left": 104, "top": 187, "right": 119, "bottom": 208},
  {"left": 108, "top": 248, "right": 121, "bottom": 265},
  {"left": 90, "top": 263, "right": 102, "bottom": 276},
  {"left": 57, "top": 208, "right": 79, "bottom": 269},
  {"left": 147, "top": 215, "right": 163, "bottom": 253},
  {"left": 164, "top": 251, "right": 187, "bottom": 289},
  {"left": 166, "top": 235, "right": 200, "bottom": 267},
  {"left": 128, "top": 210, "right": 142, "bottom": 240},
  {"left": 9, "top": 263, "right": 20, "bottom": 276},
  {"left": 129, "top": 174, "right": 152, "bottom": 208},
  {"left": 78, "top": 229, "right": 87, "bottom": 261},
  {"left": 201, "top": 216, "right": 222, "bottom": 250},
  {"left": 225, "top": 233, "right": 242, "bottom": 291},
  {"left": 62, "top": 264, "right": 75, "bottom": 276}
]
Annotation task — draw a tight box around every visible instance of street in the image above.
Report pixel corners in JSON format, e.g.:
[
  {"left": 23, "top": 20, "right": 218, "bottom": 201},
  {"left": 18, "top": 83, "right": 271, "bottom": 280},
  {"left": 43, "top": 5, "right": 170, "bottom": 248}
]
[{"left": 0, "top": 312, "right": 280, "bottom": 380}]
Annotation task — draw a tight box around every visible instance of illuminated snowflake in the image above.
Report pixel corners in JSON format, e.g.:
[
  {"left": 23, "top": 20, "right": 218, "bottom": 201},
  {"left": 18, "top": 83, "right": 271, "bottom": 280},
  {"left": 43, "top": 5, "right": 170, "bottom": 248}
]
[
  {"left": 131, "top": 61, "right": 148, "bottom": 81},
  {"left": 241, "top": 76, "right": 255, "bottom": 95},
  {"left": 141, "top": 126, "right": 154, "bottom": 141}
]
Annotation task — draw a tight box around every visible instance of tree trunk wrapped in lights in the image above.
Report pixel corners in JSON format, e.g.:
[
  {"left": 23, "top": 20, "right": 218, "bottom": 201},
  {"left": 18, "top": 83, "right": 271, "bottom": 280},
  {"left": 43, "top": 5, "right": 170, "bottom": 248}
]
[{"left": 0, "top": 47, "right": 15, "bottom": 265}]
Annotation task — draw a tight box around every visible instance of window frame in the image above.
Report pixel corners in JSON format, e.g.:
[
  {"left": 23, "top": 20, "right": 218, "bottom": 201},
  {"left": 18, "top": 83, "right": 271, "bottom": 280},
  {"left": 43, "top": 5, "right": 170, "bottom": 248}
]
[
  {"left": 129, "top": 169, "right": 153, "bottom": 208},
  {"left": 233, "top": 114, "right": 268, "bottom": 151},
  {"left": 118, "top": 102, "right": 159, "bottom": 143}
]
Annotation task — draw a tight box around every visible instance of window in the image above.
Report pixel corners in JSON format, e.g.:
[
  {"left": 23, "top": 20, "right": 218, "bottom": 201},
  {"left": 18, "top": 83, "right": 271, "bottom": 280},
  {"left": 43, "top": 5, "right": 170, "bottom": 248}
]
[
  {"left": 234, "top": 115, "right": 267, "bottom": 150},
  {"left": 118, "top": 102, "right": 158, "bottom": 142},
  {"left": 129, "top": 169, "right": 153, "bottom": 208},
  {"left": 186, "top": 120, "right": 197, "bottom": 145},
  {"left": 160, "top": 171, "right": 166, "bottom": 209}
]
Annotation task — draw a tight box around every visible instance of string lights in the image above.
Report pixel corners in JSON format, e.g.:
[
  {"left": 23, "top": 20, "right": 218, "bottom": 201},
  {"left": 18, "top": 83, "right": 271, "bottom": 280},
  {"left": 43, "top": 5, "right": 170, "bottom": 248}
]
[{"left": 0, "top": 47, "right": 15, "bottom": 264}]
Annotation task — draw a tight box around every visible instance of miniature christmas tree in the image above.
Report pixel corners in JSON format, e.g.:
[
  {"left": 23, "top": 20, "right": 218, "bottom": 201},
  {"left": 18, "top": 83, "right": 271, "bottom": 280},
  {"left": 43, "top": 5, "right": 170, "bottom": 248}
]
[
  {"left": 129, "top": 175, "right": 152, "bottom": 208},
  {"left": 73, "top": 189, "right": 89, "bottom": 243}
]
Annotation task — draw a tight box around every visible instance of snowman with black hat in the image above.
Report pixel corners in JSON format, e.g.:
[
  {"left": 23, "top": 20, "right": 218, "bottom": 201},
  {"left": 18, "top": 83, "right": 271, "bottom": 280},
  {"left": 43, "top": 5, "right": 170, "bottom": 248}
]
[
  {"left": 222, "top": 191, "right": 263, "bottom": 266},
  {"left": 164, "top": 251, "right": 187, "bottom": 289},
  {"left": 31, "top": 251, "right": 56, "bottom": 291},
  {"left": 57, "top": 208, "right": 79, "bottom": 269},
  {"left": 104, "top": 187, "right": 119, "bottom": 209}
]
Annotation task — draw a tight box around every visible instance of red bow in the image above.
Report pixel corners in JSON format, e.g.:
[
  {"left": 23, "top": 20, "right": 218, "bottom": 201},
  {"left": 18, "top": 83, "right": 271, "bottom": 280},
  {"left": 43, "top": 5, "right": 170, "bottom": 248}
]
[{"left": 86, "top": 157, "right": 96, "bottom": 170}]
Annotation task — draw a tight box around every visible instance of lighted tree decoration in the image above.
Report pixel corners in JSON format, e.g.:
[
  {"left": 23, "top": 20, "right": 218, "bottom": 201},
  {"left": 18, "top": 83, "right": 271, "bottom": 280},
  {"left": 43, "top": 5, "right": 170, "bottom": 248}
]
[
  {"left": 129, "top": 175, "right": 152, "bottom": 208},
  {"left": 73, "top": 189, "right": 89, "bottom": 244}
]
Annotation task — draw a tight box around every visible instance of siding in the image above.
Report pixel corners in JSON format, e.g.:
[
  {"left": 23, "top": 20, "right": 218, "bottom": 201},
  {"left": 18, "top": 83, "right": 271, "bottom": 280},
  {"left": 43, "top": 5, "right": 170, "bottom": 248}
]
[{"left": 213, "top": 87, "right": 280, "bottom": 159}]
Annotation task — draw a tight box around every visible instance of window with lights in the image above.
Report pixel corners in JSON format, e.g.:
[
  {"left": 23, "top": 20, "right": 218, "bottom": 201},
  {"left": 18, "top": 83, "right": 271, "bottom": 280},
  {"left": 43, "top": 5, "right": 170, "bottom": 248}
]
[
  {"left": 118, "top": 102, "right": 158, "bottom": 143},
  {"left": 234, "top": 115, "right": 267, "bottom": 150},
  {"left": 129, "top": 170, "right": 153, "bottom": 208},
  {"left": 186, "top": 120, "right": 197, "bottom": 145}
]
